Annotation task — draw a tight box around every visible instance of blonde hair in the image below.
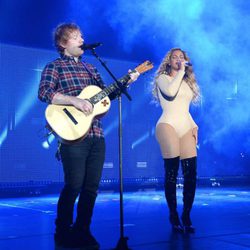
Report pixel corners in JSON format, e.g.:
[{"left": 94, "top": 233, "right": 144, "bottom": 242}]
[{"left": 152, "top": 48, "right": 201, "bottom": 104}]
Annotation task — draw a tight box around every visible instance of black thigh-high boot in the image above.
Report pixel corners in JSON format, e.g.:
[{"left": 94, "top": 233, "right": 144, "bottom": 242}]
[
  {"left": 164, "top": 156, "right": 184, "bottom": 233},
  {"left": 181, "top": 156, "right": 197, "bottom": 233}
]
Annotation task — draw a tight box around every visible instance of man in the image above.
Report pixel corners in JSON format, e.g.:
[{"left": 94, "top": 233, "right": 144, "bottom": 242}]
[{"left": 38, "top": 23, "right": 139, "bottom": 249}]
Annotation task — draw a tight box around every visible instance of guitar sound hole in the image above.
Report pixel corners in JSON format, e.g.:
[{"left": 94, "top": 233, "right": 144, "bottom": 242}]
[{"left": 63, "top": 108, "right": 78, "bottom": 125}]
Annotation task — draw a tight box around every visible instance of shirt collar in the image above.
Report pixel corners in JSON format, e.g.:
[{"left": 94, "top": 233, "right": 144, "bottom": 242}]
[{"left": 60, "top": 53, "right": 82, "bottom": 62}]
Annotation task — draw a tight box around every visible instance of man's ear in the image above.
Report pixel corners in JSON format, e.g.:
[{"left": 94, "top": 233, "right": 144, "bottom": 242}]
[
  {"left": 59, "top": 40, "right": 67, "bottom": 50},
  {"left": 59, "top": 45, "right": 65, "bottom": 51}
]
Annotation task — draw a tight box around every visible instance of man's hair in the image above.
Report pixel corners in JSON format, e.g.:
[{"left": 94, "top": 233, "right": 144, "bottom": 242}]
[{"left": 53, "top": 23, "right": 80, "bottom": 53}]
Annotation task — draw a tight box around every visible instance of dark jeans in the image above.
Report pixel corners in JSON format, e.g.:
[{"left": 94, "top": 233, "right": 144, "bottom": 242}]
[{"left": 55, "top": 137, "right": 105, "bottom": 233}]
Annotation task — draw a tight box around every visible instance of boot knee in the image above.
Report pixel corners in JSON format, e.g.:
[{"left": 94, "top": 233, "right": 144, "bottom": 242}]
[{"left": 181, "top": 157, "right": 197, "bottom": 180}]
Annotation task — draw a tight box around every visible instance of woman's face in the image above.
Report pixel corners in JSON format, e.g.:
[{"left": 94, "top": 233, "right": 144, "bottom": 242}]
[{"left": 169, "top": 50, "right": 185, "bottom": 71}]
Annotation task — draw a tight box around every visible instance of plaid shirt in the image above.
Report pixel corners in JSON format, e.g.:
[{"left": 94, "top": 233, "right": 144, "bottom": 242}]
[{"left": 38, "top": 54, "right": 105, "bottom": 138}]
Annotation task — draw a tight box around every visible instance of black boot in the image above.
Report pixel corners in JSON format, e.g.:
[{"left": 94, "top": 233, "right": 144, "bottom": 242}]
[
  {"left": 54, "top": 186, "right": 79, "bottom": 248},
  {"left": 54, "top": 227, "right": 73, "bottom": 248},
  {"left": 164, "top": 157, "right": 184, "bottom": 233},
  {"left": 73, "top": 191, "right": 100, "bottom": 249},
  {"left": 181, "top": 156, "right": 197, "bottom": 233}
]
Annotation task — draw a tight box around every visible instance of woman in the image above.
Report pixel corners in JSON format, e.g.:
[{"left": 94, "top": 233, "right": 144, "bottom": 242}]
[{"left": 152, "top": 48, "right": 201, "bottom": 233}]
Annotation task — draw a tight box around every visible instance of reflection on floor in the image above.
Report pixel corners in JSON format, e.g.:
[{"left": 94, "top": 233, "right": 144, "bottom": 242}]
[{"left": 0, "top": 187, "right": 250, "bottom": 250}]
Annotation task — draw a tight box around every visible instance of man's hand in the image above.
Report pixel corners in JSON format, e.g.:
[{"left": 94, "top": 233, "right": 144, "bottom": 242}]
[
  {"left": 72, "top": 98, "right": 93, "bottom": 115},
  {"left": 128, "top": 69, "right": 140, "bottom": 83}
]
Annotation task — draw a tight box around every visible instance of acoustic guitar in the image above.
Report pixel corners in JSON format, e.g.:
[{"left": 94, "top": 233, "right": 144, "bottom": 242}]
[{"left": 45, "top": 60, "right": 153, "bottom": 142}]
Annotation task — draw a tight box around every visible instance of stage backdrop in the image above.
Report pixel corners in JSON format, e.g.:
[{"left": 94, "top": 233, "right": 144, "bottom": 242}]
[{"left": 0, "top": 44, "right": 249, "bottom": 184}]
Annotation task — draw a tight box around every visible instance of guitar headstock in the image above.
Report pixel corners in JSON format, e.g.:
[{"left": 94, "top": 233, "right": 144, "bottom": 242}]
[{"left": 135, "top": 60, "right": 154, "bottom": 74}]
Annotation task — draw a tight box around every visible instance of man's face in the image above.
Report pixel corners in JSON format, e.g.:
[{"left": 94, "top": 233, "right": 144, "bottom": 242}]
[{"left": 61, "top": 30, "right": 84, "bottom": 57}]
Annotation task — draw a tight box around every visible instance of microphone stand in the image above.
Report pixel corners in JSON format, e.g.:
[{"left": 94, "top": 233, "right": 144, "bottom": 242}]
[{"left": 90, "top": 48, "right": 131, "bottom": 250}]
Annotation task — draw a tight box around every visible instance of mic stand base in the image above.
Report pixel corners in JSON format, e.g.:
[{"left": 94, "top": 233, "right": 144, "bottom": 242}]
[{"left": 113, "top": 237, "right": 131, "bottom": 250}]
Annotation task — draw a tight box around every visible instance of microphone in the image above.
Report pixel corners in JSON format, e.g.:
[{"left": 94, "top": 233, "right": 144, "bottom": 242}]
[
  {"left": 79, "top": 42, "right": 102, "bottom": 50},
  {"left": 185, "top": 62, "right": 192, "bottom": 66}
]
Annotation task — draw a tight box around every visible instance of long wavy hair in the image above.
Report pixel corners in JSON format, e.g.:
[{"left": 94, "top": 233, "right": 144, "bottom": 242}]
[{"left": 152, "top": 48, "right": 201, "bottom": 104}]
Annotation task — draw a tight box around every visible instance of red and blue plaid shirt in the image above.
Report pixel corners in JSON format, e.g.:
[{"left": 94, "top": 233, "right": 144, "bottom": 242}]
[{"left": 38, "top": 54, "right": 105, "bottom": 138}]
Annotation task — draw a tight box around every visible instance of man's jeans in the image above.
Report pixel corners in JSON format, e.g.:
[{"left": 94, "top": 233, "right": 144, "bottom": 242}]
[{"left": 55, "top": 137, "right": 105, "bottom": 232}]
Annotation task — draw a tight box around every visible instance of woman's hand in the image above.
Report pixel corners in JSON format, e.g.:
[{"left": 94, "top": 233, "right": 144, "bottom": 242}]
[
  {"left": 192, "top": 127, "right": 198, "bottom": 144},
  {"left": 178, "top": 60, "right": 189, "bottom": 71}
]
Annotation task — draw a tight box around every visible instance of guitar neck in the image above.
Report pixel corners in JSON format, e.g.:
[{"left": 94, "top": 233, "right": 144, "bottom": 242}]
[
  {"left": 88, "top": 60, "right": 154, "bottom": 105},
  {"left": 89, "top": 74, "right": 131, "bottom": 105}
]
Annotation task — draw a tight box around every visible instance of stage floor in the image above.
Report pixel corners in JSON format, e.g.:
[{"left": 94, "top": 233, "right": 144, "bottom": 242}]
[{"left": 0, "top": 187, "right": 250, "bottom": 250}]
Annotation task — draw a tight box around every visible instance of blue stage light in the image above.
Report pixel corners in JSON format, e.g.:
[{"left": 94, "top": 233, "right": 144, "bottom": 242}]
[
  {"left": 131, "top": 132, "right": 150, "bottom": 149},
  {"left": 0, "top": 126, "right": 8, "bottom": 146},
  {"left": 42, "top": 134, "right": 55, "bottom": 149}
]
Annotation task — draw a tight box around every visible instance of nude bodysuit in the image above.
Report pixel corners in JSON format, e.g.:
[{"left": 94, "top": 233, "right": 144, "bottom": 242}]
[{"left": 156, "top": 70, "right": 197, "bottom": 138}]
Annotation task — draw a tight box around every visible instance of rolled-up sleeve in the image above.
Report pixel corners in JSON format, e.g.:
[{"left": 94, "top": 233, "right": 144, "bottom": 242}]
[{"left": 38, "top": 63, "right": 59, "bottom": 103}]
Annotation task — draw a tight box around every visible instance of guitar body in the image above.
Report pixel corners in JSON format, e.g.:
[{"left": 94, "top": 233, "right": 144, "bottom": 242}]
[{"left": 45, "top": 85, "right": 111, "bottom": 141}]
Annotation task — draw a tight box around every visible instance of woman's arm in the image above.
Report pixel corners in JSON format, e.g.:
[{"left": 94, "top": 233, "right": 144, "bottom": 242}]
[{"left": 156, "top": 70, "right": 185, "bottom": 97}]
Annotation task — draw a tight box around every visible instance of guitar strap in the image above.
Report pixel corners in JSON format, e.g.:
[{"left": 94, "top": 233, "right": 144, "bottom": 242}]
[{"left": 81, "top": 61, "right": 103, "bottom": 87}]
